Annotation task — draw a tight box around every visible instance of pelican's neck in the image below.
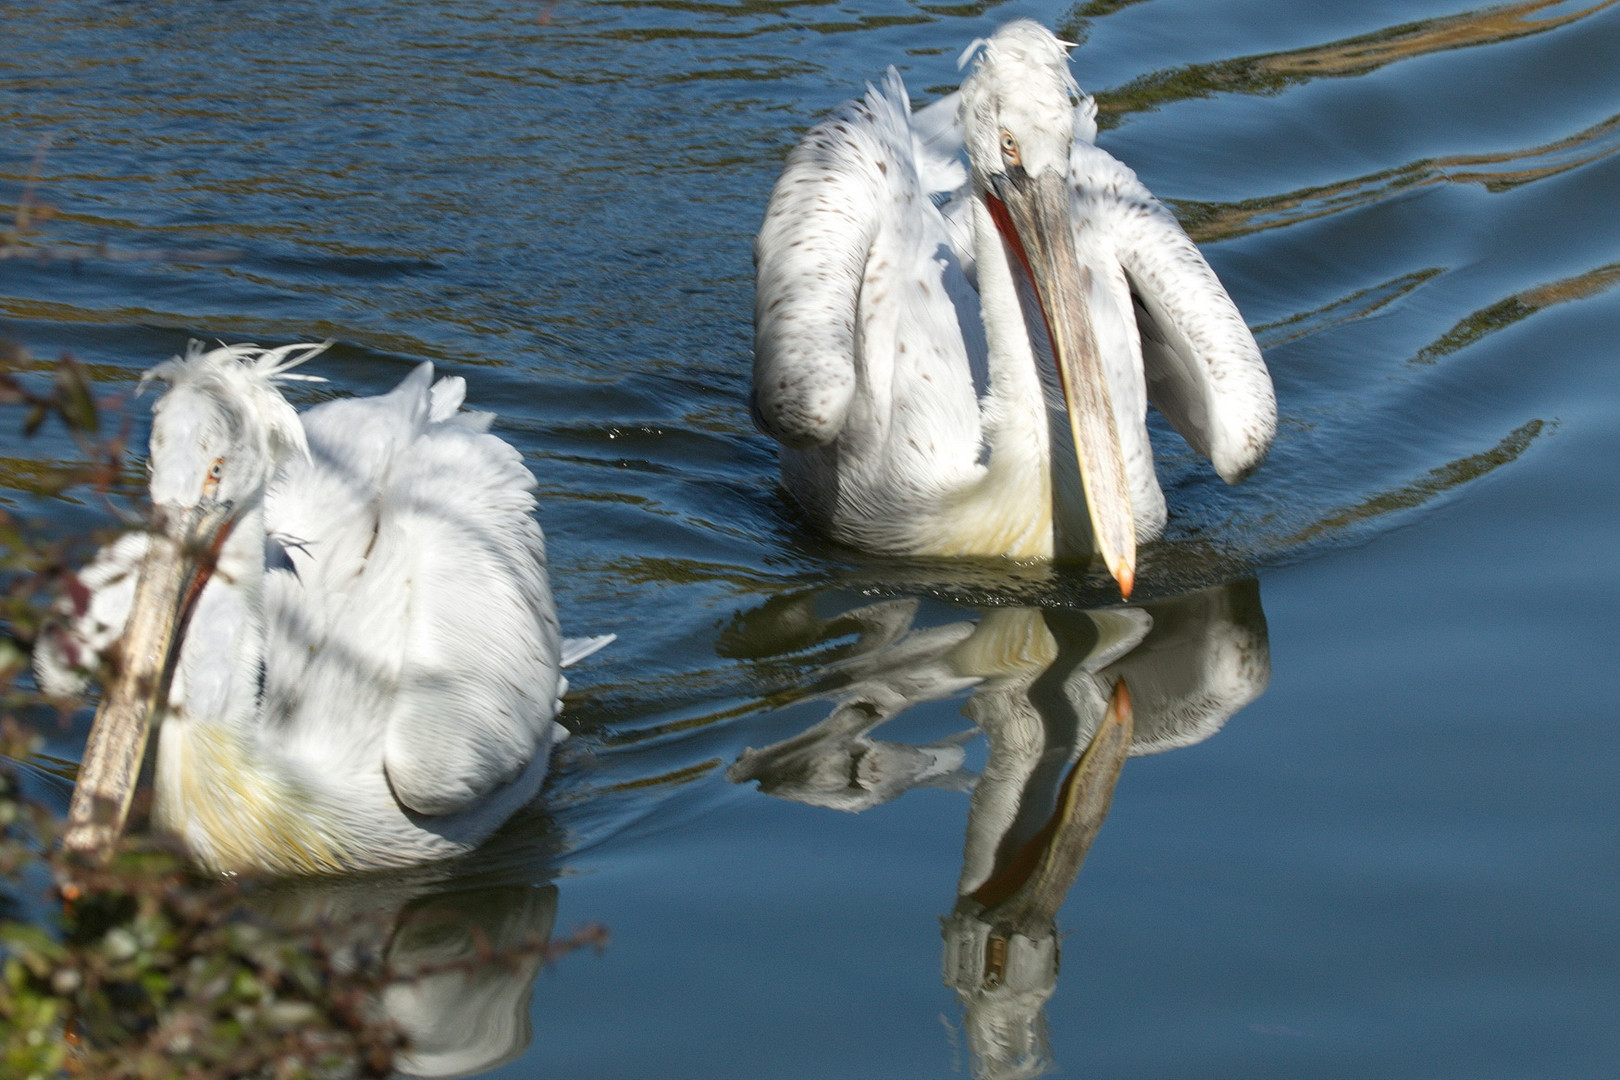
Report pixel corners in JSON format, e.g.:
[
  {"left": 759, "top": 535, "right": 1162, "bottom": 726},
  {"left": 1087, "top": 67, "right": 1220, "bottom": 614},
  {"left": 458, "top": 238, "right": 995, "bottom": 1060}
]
[
  {"left": 168, "top": 501, "right": 269, "bottom": 735},
  {"left": 937, "top": 194, "right": 1091, "bottom": 559},
  {"left": 154, "top": 498, "right": 354, "bottom": 874},
  {"left": 971, "top": 193, "right": 1052, "bottom": 440}
]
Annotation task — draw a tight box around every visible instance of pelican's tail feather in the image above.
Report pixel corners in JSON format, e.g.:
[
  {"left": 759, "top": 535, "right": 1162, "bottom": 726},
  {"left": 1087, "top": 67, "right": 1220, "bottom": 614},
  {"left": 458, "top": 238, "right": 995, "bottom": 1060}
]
[{"left": 560, "top": 634, "right": 615, "bottom": 668}]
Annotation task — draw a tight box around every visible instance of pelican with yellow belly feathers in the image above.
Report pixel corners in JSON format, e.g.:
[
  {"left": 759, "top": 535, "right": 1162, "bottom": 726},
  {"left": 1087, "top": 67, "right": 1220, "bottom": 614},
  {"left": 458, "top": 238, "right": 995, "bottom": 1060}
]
[
  {"left": 41, "top": 343, "right": 610, "bottom": 875},
  {"left": 752, "top": 21, "right": 1276, "bottom": 596}
]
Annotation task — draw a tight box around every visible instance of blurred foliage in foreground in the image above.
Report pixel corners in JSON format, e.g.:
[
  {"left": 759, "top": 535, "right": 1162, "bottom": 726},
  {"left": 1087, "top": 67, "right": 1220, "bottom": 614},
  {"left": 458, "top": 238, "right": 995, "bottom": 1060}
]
[{"left": 0, "top": 345, "right": 402, "bottom": 1079}]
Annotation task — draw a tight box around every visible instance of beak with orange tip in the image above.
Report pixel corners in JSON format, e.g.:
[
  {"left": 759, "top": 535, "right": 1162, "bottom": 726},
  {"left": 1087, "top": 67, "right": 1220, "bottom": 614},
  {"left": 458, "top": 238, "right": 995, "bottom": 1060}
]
[{"left": 986, "top": 169, "right": 1137, "bottom": 598}]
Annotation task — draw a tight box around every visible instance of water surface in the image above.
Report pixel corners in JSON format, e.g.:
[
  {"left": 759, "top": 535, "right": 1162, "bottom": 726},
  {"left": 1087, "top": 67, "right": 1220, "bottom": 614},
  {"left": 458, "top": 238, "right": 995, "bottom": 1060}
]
[{"left": 3, "top": 0, "right": 1618, "bottom": 1076}]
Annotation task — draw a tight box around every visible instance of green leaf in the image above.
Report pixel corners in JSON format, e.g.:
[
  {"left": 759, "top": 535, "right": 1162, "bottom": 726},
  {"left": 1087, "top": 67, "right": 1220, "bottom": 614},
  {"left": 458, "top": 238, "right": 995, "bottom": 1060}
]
[{"left": 53, "top": 359, "right": 99, "bottom": 435}]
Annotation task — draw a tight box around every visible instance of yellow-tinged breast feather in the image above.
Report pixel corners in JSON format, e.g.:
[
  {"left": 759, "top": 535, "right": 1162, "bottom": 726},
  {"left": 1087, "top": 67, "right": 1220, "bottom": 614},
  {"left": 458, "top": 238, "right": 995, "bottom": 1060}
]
[{"left": 154, "top": 722, "right": 353, "bottom": 875}]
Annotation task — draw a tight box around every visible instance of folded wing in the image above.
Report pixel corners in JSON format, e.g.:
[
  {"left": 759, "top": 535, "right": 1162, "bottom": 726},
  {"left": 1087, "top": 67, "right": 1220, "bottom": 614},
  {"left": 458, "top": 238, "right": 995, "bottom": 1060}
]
[
  {"left": 265, "top": 364, "right": 561, "bottom": 818},
  {"left": 1070, "top": 141, "right": 1276, "bottom": 483},
  {"left": 753, "top": 69, "right": 971, "bottom": 450}
]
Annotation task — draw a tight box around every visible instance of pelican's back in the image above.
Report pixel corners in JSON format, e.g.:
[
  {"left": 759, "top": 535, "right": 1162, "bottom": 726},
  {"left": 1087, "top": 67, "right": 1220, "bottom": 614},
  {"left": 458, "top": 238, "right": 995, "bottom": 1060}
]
[{"left": 263, "top": 364, "right": 562, "bottom": 823}]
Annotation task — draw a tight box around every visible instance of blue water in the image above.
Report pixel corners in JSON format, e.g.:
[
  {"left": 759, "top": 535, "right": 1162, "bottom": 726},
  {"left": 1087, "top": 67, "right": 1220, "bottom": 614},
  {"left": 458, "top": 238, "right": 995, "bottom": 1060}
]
[{"left": 3, "top": 0, "right": 1619, "bottom": 1076}]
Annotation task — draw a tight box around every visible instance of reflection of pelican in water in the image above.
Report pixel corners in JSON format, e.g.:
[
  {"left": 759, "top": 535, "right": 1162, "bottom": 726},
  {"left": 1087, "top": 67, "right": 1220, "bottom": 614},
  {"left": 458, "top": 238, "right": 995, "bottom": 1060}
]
[
  {"left": 250, "top": 820, "right": 594, "bottom": 1079},
  {"left": 728, "top": 583, "right": 1268, "bottom": 1079}
]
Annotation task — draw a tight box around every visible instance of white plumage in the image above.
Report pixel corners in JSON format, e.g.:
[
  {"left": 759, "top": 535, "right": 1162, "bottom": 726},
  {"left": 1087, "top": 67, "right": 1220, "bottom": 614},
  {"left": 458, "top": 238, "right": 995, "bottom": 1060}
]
[
  {"left": 753, "top": 21, "right": 1275, "bottom": 596},
  {"left": 42, "top": 342, "right": 610, "bottom": 874}
]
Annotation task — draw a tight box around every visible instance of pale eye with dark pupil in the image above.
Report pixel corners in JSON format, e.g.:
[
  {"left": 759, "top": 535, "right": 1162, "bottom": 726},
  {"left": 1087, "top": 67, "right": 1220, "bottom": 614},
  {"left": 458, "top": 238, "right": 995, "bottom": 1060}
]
[
  {"left": 999, "top": 131, "right": 1020, "bottom": 166},
  {"left": 204, "top": 457, "right": 226, "bottom": 494}
]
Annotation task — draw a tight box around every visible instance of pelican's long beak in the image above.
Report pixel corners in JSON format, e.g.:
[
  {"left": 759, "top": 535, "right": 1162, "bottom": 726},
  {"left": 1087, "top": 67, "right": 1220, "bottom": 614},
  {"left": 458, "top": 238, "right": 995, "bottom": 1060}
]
[
  {"left": 987, "top": 170, "right": 1136, "bottom": 598},
  {"left": 61, "top": 502, "right": 233, "bottom": 863}
]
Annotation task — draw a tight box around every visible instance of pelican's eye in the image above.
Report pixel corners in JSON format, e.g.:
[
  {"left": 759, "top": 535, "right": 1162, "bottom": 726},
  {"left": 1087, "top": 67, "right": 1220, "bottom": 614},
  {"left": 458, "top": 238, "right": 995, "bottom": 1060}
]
[
  {"left": 999, "top": 130, "right": 1021, "bottom": 168},
  {"left": 203, "top": 456, "right": 226, "bottom": 497}
]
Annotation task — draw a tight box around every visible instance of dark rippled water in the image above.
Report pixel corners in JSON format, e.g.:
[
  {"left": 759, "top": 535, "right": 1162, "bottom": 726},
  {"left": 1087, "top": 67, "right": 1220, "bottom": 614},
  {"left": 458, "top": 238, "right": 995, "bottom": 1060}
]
[{"left": 4, "top": 1, "right": 1618, "bottom": 1076}]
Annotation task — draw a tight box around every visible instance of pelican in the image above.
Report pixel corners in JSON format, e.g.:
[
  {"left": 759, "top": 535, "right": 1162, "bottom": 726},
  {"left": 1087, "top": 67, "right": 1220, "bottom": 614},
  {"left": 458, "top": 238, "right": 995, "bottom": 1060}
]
[
  {"left": 38, "top": 342, "right": 611, "bottom": 875},
  {"left": 752, "top": 21, "right": 1275, "bottom": 596}
]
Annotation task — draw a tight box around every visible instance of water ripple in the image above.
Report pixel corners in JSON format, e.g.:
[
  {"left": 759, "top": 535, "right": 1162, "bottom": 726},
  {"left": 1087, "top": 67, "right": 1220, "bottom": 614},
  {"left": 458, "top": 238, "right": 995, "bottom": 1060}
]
[
  {"left": 1177, "top": 109, "right": 1620, "bottom": 244},
  {"left": 1094, "top": 0, "right": 1619, "bottom": 125}
]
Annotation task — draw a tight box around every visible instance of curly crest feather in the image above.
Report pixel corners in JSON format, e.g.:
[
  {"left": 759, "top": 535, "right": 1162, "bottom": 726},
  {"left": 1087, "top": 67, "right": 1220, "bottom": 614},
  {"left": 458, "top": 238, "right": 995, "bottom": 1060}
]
[{"left": 142, "top": 341, "right": 328, "bottom": 466}]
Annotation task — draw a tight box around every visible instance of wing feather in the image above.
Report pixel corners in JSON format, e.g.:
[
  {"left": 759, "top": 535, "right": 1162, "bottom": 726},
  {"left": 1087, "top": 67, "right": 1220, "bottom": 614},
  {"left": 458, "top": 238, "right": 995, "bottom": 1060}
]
[
  {"left": 1070, "top": 141, "right": 1276, "bottom": 482},
  {"left": 753, "top": 69, "right": 967, "bottom": 448},
  {"left": 32, "top": 531, "right": 150, "bottom": 698},
  {"left": 379, "top": 418, "right": 560, "bottom": 816}
]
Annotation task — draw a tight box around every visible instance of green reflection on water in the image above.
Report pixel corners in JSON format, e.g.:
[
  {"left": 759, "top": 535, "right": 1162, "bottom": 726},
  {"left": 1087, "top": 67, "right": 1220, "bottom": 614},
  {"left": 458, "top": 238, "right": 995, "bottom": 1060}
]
[
  {"left": 1287, "top": 418, "right": 1546, "bottom": 544},
  {"left": 1413, "top": 262, "right": 1620, "bottom": 363},
  {"left": 1256, "top": 268, "right": 1445, "bottom": 351},
  {"left": 1175, "top": 109, "right": 1620, "bottom": 244},
  {"left": 1094, "top": 0, "right": 1618, "bottom": 126}
]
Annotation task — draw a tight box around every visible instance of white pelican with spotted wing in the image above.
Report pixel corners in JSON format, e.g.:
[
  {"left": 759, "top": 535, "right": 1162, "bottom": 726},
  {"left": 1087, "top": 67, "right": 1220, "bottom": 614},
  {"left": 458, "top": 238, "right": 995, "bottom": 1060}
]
[
  {"left": 752, "top": 21, "right": 1275, "bottom": 596},
  {"left": 41, "top": 343, "right": 610, "bottom": 875}
]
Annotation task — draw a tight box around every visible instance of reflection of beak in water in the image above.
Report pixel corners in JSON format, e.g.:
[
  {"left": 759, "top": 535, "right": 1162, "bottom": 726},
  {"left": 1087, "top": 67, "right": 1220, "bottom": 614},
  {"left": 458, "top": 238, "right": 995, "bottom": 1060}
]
[
  {"left": 726, "top": 583, "right": 1269, "bottom": 1080},
  {"left": 944, "top": 676, "right": 1131, "bottom": 1080}
]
